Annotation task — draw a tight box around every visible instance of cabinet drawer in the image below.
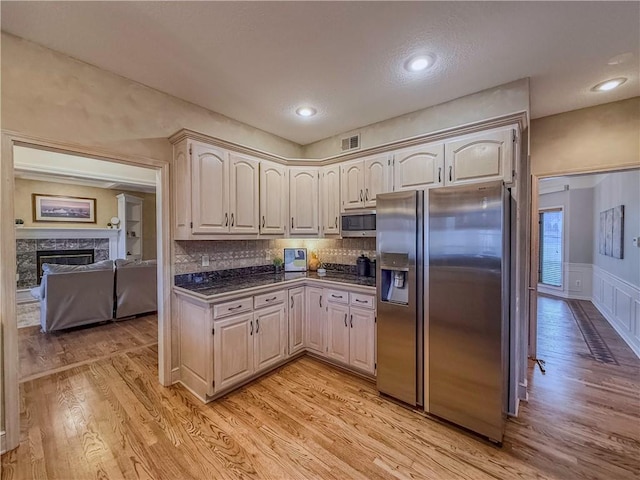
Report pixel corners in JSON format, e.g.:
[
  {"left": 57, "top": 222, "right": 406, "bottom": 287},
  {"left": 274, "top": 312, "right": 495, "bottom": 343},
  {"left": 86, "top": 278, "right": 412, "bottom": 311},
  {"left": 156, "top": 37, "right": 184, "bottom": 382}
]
[
  {"left": 254, "top": 290, "right": 286, "bottom": 309},
  {"left": 326, "top": 289, "right": 349, "bottom": 304},
  {"left": 350, "top": 293, "right": 375, "bottom": 309},
  {"left": 213, "top": 297, "right": 253, "bottom": 319}
]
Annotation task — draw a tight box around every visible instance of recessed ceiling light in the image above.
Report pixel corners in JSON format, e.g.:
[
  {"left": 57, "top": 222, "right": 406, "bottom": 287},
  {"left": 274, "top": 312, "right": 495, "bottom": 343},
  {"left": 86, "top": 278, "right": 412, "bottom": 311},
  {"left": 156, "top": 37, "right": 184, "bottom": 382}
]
[
  {"left": 296, "top": 106, "right": 317, "bottom": 117},
  {"left": 405, "top": 54, "right": 435, "bottom": 72},
  {"left": 592, "top": 77, "right": 627, "bottom": 92}
]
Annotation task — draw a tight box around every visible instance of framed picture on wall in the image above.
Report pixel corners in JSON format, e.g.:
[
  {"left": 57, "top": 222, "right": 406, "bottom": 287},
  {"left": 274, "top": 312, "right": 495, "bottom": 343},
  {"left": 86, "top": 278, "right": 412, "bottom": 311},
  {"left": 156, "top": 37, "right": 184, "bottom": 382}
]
[{"left": 32, "top": 194, "right": 97, "bottom": 223}]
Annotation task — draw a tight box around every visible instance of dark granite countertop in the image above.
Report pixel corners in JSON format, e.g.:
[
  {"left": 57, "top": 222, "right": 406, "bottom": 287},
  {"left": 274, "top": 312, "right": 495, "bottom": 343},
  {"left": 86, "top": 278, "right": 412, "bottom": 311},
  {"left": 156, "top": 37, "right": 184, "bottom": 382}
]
[{"left": 175, "top": 266, "right": 375, "bottom": 298}]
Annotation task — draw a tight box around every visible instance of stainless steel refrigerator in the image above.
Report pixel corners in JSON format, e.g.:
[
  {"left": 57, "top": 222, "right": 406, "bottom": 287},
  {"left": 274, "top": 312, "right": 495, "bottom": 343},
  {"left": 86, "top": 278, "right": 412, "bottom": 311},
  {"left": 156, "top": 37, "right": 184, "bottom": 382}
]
[
  {"left": 376, "top": 190, "right": 424, "bottom": 407},
  {"left": 428, "top": 181, "right": 509, "bottom": 443}
]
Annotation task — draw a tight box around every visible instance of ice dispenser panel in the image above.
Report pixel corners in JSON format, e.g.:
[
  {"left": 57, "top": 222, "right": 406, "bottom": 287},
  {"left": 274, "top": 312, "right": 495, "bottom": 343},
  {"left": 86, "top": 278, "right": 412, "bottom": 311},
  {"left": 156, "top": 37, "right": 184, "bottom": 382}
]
[{"left": 380, "top": 252, "right": 410, "bottom": 305}]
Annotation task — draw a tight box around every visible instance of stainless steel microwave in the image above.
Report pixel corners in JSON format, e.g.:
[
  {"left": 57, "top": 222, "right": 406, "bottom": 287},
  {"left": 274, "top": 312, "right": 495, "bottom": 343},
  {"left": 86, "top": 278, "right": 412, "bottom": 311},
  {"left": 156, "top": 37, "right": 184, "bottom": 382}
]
[{"left": 341, "top": 211, "right": 376, "bottom": 237}]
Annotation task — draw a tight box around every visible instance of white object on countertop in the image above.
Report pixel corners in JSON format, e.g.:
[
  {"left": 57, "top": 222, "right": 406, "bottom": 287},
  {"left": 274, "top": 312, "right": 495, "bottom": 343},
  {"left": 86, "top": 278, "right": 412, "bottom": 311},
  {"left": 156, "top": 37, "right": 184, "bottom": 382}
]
[{"left": 317, "top": 268, "right": 326, "bottom": 275}]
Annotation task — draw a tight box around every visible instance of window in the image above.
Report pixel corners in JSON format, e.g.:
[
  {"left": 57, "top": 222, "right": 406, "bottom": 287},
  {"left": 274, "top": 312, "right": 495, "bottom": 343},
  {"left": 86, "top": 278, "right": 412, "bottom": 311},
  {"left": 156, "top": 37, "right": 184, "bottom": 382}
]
[{"left": 539, "top": 209, "right": 563, "bottom": 287}]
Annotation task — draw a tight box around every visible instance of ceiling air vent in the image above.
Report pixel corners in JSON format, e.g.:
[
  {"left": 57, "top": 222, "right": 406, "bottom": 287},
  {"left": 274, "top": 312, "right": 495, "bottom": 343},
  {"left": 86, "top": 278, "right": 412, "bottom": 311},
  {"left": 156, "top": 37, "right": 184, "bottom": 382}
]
[{"left": 341, "top": 134, "right": 360, "bottom": 152}]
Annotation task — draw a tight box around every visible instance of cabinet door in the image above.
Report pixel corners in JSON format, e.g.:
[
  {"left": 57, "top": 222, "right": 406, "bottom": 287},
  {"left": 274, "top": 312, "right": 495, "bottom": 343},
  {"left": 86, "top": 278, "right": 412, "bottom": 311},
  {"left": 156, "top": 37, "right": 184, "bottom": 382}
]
[
  {"left": 288, "top": 287, "right": 305, "bottom": 355},
  {"left": 321, "top": 165, "right": 341, "bottom": 236},
  {"left": 260, "top": 161, "right": 287, "bottom": 235},
  {"left": 213, "top": 312, "right": 254, "bottom": 392},
  {"left": 326, "top": 303, "right": 350, "bottom": 364},
  {"left": 445, "top": 128, "right": 513, "bottom": 185},
  {"left": 289, "top": 168, "right": 319, "bottom": 235},
  {"left": 394, "top": 143, "right": 445, "bottom": 191},
  {"left": 229, "top": 154, "right": 260, "bottom": 234},
  {"left": 349, "top": 307, "right": 376, "bottom": 375},
  {"left": 254, "top": 304, "right": 287, "bottom": 374},
  {"left": 178, "top": 295, "right": 214, "bottom": 398},
  {"left": 173, "top": 139, "right": 192, "bottom": 239},
  {"left": 305, "top": 287, "right": 325, "bottom": 353},
  {"left": 191, "top": 142, "right": 229, "bottom": 234},
  {"left": 364, "top": 155, "right": 390, "bottom": 208},
  {"left": 341, "top": 161, "right": 365, "bottom": 211}
]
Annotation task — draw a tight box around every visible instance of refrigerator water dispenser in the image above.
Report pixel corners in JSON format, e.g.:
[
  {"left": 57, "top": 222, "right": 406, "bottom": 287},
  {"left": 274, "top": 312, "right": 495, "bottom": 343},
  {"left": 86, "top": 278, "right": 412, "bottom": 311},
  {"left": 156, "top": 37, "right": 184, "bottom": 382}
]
[{"left": 380, "top": 252, "right": 410, "bottom": 305}]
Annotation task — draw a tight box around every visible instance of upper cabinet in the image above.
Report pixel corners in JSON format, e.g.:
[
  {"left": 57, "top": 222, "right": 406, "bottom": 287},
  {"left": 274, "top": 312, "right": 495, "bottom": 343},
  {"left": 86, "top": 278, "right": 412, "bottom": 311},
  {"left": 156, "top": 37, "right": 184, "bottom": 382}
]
[
  {"left": 191, "top": 142, "right": 229, "bottom": 235},
  {"left": 394, "top": 143, "right": 445, "bottom": 191},
  {"left": 259, "top": 161, "right": 288, "bottom": 235},
  {"left": 289, "top": 167, "right": 320, "bottom": 235},
  {"left": 321, "top": 165, "right": 340, "bottom": 236},
  {"left": 445, "top": 128, "right": 513, "bottom": 185},
  {"left": 173, "top": 140, "right": 260, "bottom": 238},
  {"left": 341, "top": 154, "right": 391, "bottom": 211},
  {"left": 393, "top": 127, "right": 514, "bottom": 191}
]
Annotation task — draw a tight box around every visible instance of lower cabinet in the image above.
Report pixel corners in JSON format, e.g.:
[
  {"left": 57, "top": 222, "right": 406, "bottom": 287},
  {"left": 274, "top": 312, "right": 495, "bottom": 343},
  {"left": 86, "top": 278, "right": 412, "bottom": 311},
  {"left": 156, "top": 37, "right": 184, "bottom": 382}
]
[
  {"left": 254, "top": 304, "right": 288, "bottom": 373},
  {"left": 326, "top": 291, "right": 376, "bottom": 375},
  {"left": 288, "top": 287, "right": 305, "bottom": 355},
  {"left": 214, "top": 303, "right": 288, "bottom": 394},
  {"left": 213, "top": 312, "right": 254, "bottom": 393},
  {"left": 305, "top": 287, "right": 325, "bottom": 353}
]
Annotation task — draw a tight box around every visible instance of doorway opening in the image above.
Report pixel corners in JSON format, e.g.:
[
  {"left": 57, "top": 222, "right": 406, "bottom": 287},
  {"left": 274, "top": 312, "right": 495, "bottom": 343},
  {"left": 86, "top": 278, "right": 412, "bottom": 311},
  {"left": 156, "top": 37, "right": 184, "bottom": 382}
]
[{"left": 538, "top": 208, "right": 563, "bottom": 288}]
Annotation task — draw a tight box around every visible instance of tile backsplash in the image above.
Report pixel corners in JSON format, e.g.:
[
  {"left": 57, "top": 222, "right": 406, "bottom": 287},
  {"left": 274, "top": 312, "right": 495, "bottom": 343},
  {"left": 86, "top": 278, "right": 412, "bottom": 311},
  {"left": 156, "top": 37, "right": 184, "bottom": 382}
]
[{"left": 174, "top": 238, "right": 375, "bottom": 275}]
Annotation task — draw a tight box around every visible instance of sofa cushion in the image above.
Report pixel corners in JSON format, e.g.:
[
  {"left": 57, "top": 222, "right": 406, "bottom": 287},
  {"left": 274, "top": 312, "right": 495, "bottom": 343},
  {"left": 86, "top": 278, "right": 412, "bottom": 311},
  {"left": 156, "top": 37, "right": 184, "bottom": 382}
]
[
  {"left": 42, "top": 260, "right": 114, "bottom": 274},
  {"left": 115, "top": 258, "right": 157, "bottom": 268}
]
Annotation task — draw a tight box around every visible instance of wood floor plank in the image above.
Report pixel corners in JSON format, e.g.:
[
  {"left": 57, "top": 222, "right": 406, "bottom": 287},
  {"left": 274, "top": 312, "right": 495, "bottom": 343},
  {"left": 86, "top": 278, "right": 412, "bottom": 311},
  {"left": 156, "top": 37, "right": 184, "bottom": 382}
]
[{"left": 3, "top": 296, "right": 639, "bottom": 479}]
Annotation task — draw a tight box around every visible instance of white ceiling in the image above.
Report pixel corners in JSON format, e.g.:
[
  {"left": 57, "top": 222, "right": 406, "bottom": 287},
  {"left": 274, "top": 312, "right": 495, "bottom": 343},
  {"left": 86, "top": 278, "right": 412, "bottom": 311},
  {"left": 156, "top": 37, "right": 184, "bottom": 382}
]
[
  {"left": 2, "top": 2, "right": 638, "bottom": 145},
  {"left": 14, "top": 147, "right": 157, "bottom": 193}
]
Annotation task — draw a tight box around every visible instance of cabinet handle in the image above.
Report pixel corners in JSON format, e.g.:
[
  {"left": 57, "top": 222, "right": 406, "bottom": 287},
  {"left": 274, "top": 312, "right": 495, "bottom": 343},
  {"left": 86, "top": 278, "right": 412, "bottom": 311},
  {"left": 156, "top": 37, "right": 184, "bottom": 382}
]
[
  {"left": 228, "top": 304, "right": 243, "bottom": 311},
  {"left": 438, "top": 167, "right": 442, "bottom": 183},
  {"left": 331, "top": 294, "right": 343, "bottom": 299},
  {"left": 291, "top": 217, "right": 294, "bottom": 229},
  {"left": 350, "top": 314, "right": 353, "bottom": 328},
  {"left": 335, "top": 216, "right": 338, "bottom": 228},
  {"left": 449, "top": 166, "right": 452, "bottom": 182},
  {"left": 319, "top": 295, "right": 323, "bottom": 308},
  {"left": 291, "top": 296, "right": 294, "bottom": 308},
  {"left": 365, "top": 188, "right": 369, "bottom": 201},
  {"left": 360, "top": 190, "right": 363, "bottom": 202},
  {"left": 250, "top": 320, "right": 253, "bottom": 336},
  {"left": 256, "top": 318, "right": 260, "bottom": 334},
  {"left": 265, "top": 296, "right": 277, "bottom": 302},
  {"left": 355, "top": 299, "right": 367, "bottom": 304},
  {"left": 231, "top": 213, "right": 234, "bottom": 227},
  {"left": 262, "top": 215, "right": 265, "bottom": 228},
  {"left": 344, "top": 313, "right": 347, "bottom": 327},
  {"left": 225, "top": 213, "right": 229, "bottom": 227}
]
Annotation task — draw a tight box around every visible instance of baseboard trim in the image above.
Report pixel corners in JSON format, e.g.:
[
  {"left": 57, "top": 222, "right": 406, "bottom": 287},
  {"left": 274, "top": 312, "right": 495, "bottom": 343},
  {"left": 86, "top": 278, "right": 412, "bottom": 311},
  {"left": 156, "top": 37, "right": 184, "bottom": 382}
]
[{"left": 171, "top": 367, "right": 180, "bottom": 384}]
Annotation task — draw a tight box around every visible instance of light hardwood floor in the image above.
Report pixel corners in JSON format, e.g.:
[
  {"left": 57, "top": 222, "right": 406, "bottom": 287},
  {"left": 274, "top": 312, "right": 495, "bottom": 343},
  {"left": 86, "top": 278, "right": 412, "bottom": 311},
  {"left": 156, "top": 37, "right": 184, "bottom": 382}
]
[{"left": 2, "top": 297, "right": 639, "bottom": 479}]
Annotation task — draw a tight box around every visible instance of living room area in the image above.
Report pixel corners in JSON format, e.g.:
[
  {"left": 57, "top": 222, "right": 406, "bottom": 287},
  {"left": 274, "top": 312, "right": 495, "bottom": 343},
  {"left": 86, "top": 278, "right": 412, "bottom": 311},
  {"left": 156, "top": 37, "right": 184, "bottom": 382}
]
[{"left": 14, "top": 146, "right": 160, "bottom": 381}]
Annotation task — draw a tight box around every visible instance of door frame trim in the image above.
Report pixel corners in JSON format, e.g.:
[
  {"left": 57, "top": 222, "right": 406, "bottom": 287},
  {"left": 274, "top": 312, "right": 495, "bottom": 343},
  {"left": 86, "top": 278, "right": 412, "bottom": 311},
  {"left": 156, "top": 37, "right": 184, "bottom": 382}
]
[{"left": 1, "top": 130, "right": 172, "bottom": 452}]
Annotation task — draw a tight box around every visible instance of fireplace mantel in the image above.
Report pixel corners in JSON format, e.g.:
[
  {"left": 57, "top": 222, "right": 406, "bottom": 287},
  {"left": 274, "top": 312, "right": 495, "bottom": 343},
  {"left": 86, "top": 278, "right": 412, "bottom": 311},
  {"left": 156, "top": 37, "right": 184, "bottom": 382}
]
[{"left": 15, "top": 227, "right": 120, "bottom": 240}]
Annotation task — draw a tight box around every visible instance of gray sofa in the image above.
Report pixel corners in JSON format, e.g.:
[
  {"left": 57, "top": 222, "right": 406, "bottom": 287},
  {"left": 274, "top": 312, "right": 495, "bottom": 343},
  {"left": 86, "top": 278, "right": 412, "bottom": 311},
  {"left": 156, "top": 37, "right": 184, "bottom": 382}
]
[
  {"left": 31, "top": 259, "right": 158, "bottom": 332},
  {"left": 33, "top": 260, "right": 115, "bottom": 333},
  {"left": 114, "top": 259, "right": 157, "bottom": 319}
]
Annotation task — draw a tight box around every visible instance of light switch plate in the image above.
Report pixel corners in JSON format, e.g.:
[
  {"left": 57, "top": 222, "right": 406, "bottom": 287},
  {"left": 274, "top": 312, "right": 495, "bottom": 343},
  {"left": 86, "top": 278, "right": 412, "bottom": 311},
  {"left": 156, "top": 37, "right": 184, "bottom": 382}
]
[{"left": 202, "top": 254, "right": 210, "bottom": 267}]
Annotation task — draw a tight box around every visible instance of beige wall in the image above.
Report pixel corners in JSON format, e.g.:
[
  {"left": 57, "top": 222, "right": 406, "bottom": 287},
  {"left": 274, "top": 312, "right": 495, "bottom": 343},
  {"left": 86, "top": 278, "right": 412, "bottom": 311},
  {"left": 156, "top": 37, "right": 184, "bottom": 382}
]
[
  {"left": 531, "top": 97, "right": 640, "bottom": 177},
  {"left": 14, "top": 178, "right": 157, "bottom": 259},
  {"left": 303, "top": 78, "right": 530, "bottom": 158},
  {"left": 1, "top": 33, "right": 302, "bottom": 161}
]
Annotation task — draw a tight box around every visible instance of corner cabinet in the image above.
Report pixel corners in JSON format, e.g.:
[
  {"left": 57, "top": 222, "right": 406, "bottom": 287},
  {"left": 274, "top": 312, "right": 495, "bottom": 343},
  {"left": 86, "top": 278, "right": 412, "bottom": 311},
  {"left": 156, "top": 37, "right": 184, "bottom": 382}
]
[
  {"left": 289, "top": 167, "right": 319, "bottom": 235},
  {"left": 288, "top": 287, "right": 305, "bottom": 354},
  {"left": 117, "top": 193, "right": 144, "bottom": 260}
]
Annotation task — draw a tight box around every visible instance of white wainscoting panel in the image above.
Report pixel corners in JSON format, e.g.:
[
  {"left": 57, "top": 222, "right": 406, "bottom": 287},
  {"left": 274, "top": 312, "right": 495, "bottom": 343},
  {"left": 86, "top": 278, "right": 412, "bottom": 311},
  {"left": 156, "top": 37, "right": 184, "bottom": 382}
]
[
  {"left": 592, "top": 265, "right": 640, "bottom": 358},
  {"left": 538, "top": 263, "right": 592, "bottom": 301}
]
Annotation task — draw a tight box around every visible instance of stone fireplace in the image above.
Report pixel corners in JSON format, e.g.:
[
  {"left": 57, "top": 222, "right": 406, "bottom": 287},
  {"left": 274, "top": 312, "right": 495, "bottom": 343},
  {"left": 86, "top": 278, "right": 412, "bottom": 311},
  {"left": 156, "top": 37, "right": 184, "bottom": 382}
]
[
  {"left": 16, "top": 227, "right": 119, "bottom": 290},
  {"left": 35, "top": 249, "right": 95, "bottom": 284}
]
